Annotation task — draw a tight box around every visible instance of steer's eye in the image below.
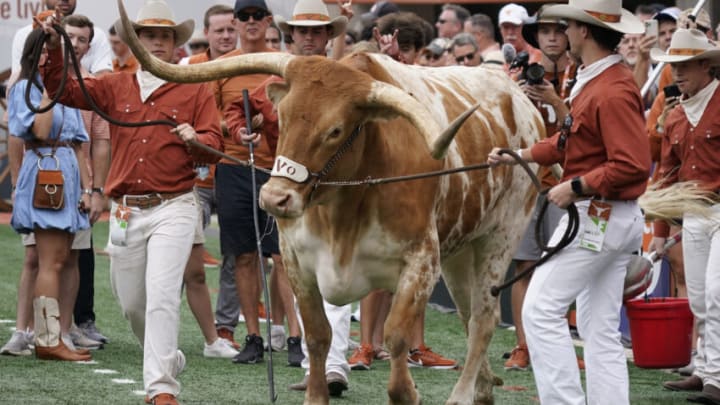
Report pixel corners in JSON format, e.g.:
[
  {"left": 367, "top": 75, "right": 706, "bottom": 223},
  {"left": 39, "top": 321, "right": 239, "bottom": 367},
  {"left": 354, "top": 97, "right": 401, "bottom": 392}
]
[{"left": 329, "top": 128, "right": 342, "bottom": 138}]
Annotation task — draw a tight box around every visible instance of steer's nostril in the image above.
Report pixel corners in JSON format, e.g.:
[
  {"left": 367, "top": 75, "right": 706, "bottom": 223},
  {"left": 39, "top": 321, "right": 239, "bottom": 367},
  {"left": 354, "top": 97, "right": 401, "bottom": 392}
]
[{"left": 276, "top": 193, "right": 291, "bottom": 208}]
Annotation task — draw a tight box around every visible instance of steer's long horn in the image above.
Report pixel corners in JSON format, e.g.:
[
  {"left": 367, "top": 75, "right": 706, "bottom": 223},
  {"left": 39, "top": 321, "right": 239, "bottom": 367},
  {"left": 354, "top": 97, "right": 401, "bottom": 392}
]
[
  {"left": 365, "top": 81, "right": 479, "bottom": 159},
  {"left": 117, "top": 0, "right": 293, "bottom": 82}
]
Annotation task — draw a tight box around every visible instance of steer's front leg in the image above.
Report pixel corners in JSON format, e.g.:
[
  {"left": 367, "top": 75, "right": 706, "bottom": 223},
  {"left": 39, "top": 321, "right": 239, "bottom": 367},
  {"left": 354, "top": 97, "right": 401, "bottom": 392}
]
[
  {"left": 384, "top": 243, "right": 441, "bottom": 405},
  {"left": 296, "top": 285, "right": 332, "bottom": 405}
]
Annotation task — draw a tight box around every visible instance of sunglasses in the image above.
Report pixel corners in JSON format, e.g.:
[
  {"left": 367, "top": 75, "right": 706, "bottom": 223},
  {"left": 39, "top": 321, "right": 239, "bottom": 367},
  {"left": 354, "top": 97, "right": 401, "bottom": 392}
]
[
  {"left": 557, "top": 114, "right": 573, "bottom": 151},
  {"left": 455, "top": 53, "right": 475, "bottom": 64},
  {"left": 236, "top": 10, "right": 268, "bottom": 22}
]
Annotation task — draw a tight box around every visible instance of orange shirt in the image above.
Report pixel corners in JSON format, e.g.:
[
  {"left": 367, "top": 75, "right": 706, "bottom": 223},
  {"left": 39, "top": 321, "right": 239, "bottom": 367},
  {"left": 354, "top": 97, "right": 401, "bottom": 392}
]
[
  {"left": 112, "top": 55, "right": 139, "bottom": 73},
  {"left": 530, "top": 63, "right": 651, "bottom": 200},
  {"left": 42, "top": 47, "right": 223, "bottom": 198},
  {"left": 213, "top": 47, "right": 277, "bottom": 169},
  {"left": 187, "top": 50, "right": 211, "bottom": 65},
  {"left": 654, "top": 84, "right": 720, "bottom": 237}
]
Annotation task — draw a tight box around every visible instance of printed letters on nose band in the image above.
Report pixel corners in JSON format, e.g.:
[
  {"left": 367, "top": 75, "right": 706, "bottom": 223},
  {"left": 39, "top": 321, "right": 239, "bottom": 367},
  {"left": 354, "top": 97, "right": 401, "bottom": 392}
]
[{"left": 272, "top": 156, "right": 311, "bottom": 183}]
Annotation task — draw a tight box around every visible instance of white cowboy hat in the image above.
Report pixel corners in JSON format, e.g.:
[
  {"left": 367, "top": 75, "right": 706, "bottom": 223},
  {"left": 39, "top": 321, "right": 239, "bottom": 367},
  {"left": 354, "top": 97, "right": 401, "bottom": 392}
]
[
  {"left": 275, "top": 0, "right": 348, "bottom": 39},
  {"left": 542, "top": 0, "right": 643, "bottom": 35},
  {"left": 650, "top": 28, "right": 720, "bottom": 66},
  {"left": 114, "top": 0, "right": 194, "bottom": 47}
]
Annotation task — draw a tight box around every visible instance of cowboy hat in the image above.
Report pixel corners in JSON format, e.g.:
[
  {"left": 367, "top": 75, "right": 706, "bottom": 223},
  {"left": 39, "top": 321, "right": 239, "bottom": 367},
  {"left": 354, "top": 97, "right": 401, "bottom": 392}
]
[
  {"left": 542, "top": 0, "right": 643, "bottom": 35},
  {"left": 522, "top": 4, "right": 568, "bottom": 50},
  {"left": 114, "top": 0, "right": 194, "bottom": 47},
  {"left": 275, "top": 0, "right": 348, "bottom": 39},
  {"left": 650, "top": 28, "right": 720, "bottom": 66}
]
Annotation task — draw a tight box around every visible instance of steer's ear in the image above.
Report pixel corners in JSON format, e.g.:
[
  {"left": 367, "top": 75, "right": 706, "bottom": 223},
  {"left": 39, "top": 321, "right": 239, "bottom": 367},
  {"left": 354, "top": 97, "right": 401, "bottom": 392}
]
[{"left": 267, "top": 82, "right": 290, "bottom": 105}]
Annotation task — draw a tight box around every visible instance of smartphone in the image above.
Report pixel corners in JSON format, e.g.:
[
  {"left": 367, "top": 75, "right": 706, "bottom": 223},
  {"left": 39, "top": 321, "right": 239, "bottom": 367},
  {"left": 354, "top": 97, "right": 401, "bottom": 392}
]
[
  {"left": 663, "top": 84, "right": 681, "bottom": 98},
  {"left": 644, "top": 19, "right": 658, "bottom": 38}
]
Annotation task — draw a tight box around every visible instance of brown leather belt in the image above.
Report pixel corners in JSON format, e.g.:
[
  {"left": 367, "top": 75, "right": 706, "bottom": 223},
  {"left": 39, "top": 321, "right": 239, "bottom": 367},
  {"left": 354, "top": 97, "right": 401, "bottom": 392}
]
[{"left": 113, "top": 190, "right": 190, "bottom": 209}]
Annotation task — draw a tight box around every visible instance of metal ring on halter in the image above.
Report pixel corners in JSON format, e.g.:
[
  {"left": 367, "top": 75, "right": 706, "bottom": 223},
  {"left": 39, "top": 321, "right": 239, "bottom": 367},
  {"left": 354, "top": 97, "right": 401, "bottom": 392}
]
[{"left": 36, "top": 154, "right": 61, "bottom": 170}]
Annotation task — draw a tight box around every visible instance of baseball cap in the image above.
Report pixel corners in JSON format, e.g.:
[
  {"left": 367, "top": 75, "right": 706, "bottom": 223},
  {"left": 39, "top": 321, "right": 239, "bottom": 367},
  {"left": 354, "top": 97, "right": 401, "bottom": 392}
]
[
  {"left": 425, "top": 37, "right": 450, "bottom": 56},
  {"left": 653, "top": 7, "right": 681, "bottom": 22},
  {"left": 498, "top": 3, "right": 529, "bottom": 26},
  {"left": 361, "top": 1, "right": 400, "bottom": 22},
  {"left": 234, "top": 0, "right": 269, "bottom": 15}
]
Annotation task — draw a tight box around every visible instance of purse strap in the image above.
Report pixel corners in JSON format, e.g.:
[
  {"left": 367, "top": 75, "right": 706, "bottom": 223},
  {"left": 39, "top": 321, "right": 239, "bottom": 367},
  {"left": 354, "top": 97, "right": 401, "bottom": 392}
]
[{"left": 33, "top": 105, "right": 65, "bottom": 161}]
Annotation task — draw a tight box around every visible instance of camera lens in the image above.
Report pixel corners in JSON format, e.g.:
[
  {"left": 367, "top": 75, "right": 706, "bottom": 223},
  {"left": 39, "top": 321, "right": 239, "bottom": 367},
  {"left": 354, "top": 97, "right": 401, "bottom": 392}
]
[{"left": 526, "top": 63, "right": 545, "bottom": 85}]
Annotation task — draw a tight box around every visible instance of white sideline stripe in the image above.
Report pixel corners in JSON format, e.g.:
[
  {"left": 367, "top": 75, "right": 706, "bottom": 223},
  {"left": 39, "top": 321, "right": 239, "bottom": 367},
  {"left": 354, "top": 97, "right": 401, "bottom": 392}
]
[
  {"left": 93, "top": 369, "right": 119, "bottom": 374},
  {"left": 111, "top": 378, "right": 136, "bottom": 384},
  {"left": 133, "top": 390, "right": 147, "bottom": 397},
  {"left": 0, "top": 320, "right": 15, "bottom": 324},
  {"left": 76, "top": 360, "right": 98, "bottom": 364}
]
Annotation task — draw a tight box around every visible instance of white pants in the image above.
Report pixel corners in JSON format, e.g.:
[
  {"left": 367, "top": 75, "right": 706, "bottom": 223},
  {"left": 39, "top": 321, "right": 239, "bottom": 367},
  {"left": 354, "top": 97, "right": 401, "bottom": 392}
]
[
  {"left": 683, "top": 204, "right": 720, "bottom": 389},
  {"left": 297, "top": 301, "right": 351, "bottom": 378},
  {"left": 523, "top": 200, "right": 643, "bottom": 405},
  {"left": 108, "top": 192, "right": 197, "bottom": 397}
]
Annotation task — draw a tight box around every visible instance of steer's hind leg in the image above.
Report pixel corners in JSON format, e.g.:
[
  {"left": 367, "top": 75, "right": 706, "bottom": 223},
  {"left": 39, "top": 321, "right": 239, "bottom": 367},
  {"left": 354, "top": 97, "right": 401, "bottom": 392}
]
[{"left": 444, "top": 236, "right": 513, "bottom": 405}]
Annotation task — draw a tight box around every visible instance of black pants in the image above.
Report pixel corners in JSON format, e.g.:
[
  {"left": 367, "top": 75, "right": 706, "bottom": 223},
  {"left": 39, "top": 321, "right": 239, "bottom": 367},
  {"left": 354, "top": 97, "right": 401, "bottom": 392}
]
[{"left": 73, "top": 239, "right": 95, "bottom": 324}]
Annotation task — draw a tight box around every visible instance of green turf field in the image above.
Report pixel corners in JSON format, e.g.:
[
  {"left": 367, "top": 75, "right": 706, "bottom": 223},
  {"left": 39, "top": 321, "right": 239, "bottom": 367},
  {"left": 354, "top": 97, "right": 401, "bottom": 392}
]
[{"left": 0, "top": 221, "right": 690, "bottom": 404}]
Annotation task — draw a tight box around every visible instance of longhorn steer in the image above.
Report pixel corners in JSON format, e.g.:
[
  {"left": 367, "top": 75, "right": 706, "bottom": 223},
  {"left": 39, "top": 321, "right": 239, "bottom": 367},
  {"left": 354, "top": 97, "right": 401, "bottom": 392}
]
[{"left": 117, "top": 2, "right": 545, "bottom": 403}]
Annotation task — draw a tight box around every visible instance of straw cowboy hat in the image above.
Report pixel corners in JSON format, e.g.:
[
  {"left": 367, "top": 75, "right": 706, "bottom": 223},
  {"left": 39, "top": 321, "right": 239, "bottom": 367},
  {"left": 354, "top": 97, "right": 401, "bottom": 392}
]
[
  {"left": 542, "top": 0, "right": 643, "bottom": 35},
  {"left": 522, "top": 4, "right": 568, "bottom": 50},
  {"left": 276, "top": 0, "right": 348, "bottom": 39},
  {"left": 650, "top": 28, "right": 720, "bottom": 66},
  {"left": 114, "top": 0, "right": 194, "bottom": 47}
]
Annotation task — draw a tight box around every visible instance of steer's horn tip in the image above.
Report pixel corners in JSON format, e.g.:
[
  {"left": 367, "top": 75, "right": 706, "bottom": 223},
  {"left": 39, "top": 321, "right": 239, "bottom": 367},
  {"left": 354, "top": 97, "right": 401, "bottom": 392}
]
[{"left": 430, "top": 142, "right": 449, "bottom": 160}]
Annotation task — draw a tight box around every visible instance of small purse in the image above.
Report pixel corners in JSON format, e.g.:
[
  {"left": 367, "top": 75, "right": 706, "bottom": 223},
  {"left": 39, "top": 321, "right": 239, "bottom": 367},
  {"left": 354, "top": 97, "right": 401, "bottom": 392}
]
[{"left": 33, "top": 154, "right": 65, "bottom": 210}]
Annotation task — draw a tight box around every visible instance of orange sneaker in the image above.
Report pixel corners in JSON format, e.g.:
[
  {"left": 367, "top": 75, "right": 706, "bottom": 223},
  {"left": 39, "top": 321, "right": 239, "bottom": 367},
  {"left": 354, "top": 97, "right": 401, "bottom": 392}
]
[
  {"left": 504, "top": 345, "right": 530, "bottom": 371},
  {"left": 348, "top": 344, "right": 374, "bottom": 370},
  {"left": 217, "top": 327, "right": 240, "bottom": 350},
  {"left": 202, "top": 248, "right": 220, "bottom": 267},
  {"left": 408, "top": 345, "right": 458, "bottom": 369}
]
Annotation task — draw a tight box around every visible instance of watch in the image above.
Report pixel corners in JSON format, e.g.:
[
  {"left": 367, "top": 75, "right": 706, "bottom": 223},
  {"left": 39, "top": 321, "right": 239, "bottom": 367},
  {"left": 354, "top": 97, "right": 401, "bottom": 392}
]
[
  {"left": 571, "top": 176, "right": 583, "bottom": 196},
  {"left": 82, "top": 188, "right": 92, "bottom": 196},
  {"left": 92, "top": 187, "right": 104, "bottom": 195}
]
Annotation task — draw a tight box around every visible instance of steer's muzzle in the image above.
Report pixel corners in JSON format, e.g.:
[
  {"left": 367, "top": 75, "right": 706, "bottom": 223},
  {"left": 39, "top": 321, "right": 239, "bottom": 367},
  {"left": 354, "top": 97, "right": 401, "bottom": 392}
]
[{"left": 259, "top": 180, "right": 305, "bottom": 219}]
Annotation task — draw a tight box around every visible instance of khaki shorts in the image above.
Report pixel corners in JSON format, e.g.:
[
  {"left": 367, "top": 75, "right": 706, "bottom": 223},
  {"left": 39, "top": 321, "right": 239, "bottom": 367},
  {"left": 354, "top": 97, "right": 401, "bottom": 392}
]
[{"left": 22, "top": 228, "right": 92, "bottom": 250}]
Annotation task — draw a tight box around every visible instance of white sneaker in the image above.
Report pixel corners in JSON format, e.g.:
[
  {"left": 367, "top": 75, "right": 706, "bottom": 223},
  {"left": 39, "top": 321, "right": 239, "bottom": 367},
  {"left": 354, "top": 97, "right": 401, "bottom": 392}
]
[
  {"left": 0, "top": 330, "right": 32, "bottom": 356},
  {"left": 203, "top": 338, "right": 239, "bottom": 359},
  {"left": 270, "top": 325, "right": 286, "bottom": 352},
  {"left": 69, "top": 324, "right": 103, "bottom": 350},
  {"left": 175, "top": 350, "right": 186, "bottom": 376},
  {"left": 62, "top": 334, "right": 77, "bottom": 351}
]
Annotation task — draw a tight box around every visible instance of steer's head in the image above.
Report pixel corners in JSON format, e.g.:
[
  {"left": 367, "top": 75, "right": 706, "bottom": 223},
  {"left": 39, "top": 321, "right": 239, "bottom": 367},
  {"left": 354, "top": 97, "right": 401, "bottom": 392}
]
[{"left": 117, "top": 0, "right": 479, "bottom": 219}]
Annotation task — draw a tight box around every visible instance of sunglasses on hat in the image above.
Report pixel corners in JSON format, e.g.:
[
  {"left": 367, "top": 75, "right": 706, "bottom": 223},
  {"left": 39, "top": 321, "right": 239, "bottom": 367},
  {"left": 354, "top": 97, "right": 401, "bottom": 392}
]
[{"left": 236, "top": 10, "right": 268, "bottom": 22}]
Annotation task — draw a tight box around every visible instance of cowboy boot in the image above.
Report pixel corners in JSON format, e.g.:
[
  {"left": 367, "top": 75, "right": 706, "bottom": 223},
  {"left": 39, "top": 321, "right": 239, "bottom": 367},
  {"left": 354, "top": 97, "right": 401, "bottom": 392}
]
[{"left": 34, "top": 296, "right": 91, "bottom": 361}]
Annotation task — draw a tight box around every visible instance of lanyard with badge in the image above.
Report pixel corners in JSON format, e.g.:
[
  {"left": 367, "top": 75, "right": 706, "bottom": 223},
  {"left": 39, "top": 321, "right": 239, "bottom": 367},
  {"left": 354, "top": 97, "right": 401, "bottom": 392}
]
[{"left": 579, "top": 200, "right": 612, "bottom": 252}]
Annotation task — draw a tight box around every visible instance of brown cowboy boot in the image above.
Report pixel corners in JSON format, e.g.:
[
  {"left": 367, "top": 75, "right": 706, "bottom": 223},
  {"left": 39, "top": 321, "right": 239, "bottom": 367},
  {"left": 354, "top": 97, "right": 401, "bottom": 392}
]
[{"left": 34, "top": 296, "right": 91, "bottom": 362}]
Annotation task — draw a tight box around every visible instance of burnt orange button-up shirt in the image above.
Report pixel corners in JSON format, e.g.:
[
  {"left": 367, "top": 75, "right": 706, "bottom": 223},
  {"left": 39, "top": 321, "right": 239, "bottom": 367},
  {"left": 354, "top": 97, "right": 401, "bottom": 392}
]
[
  {"left": 42, "top": 47, "right": 223, "bottom": 198},
  {"left": 654, "top": 83, "right": 720, "bottom": 237},
  {"left": 530, "top": 62, "right": 651, "bottom": 200}
]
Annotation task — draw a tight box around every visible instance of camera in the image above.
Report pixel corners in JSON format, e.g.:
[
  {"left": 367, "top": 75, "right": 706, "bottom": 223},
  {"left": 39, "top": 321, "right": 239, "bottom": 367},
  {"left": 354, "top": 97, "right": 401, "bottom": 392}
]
[
  {"left": 663, "top": 84, "right": 681, "bottom": 98},
  {"left": 510, "top": 51, "right": 545, "bottom": 85}
]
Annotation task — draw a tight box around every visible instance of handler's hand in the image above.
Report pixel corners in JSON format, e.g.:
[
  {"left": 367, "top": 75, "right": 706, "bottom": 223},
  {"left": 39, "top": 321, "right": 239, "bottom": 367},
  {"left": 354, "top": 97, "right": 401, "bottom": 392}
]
[
  {"left": 337, "top": 0, "right": 354, "bottom": 20},
  {"left": 238, "top": 127, "right": 261, "bottom": 146},
  {"left": 547, "top": 180, "right": 577, "bottom": 209},
  {"left": 487, "top": 147, "right": 517, "bottom": 166},
  {"left": 37, "top": 10, "right": 62, "bottom": 50},
  {"left": 89, "top": 193, "right": 105, "bottom": 224},
  {"left": 251, "top": 113, "right": 264, "bottom": 131},
  {"left": 171, "top": 123, "right": 198, "bottom": 143}
]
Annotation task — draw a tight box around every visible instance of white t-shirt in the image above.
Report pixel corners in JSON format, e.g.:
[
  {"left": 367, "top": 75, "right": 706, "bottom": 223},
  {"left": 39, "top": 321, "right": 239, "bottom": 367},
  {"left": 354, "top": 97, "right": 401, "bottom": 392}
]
[{"left": 10, "top": 23, "right": 113, "bottom": 83}]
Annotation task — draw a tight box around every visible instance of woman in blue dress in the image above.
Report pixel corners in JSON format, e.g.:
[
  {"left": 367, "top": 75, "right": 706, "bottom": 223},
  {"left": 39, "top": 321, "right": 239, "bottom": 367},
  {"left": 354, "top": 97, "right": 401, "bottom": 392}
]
[{"left": 8, "top": 28, "right": 91, "bottom": 361}]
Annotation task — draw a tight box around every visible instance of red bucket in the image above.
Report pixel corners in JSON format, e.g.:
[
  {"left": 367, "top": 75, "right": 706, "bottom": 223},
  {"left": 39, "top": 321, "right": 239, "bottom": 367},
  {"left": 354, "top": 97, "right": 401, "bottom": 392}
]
[{"left": 625, "top": 297, "right": 694, "bottom": 369}]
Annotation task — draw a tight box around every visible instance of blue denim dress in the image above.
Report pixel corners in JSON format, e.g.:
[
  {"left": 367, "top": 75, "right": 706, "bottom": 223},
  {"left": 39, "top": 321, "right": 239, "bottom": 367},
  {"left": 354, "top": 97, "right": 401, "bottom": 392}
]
[{"left": 8, "top": 78, "right": 90, "bottom": 234}]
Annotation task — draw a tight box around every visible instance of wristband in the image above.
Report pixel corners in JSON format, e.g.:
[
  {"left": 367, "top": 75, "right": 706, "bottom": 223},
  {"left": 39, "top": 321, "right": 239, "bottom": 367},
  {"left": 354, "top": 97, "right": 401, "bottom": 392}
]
[
  {"left": 571, "top": 176, "right": 583, "bottom": 196},
  {"left": 82, "top": 188, "right": 92, "bottom": 196},
  {"left": 92, "top": 187, "right": 104, "bottom": 195}
]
